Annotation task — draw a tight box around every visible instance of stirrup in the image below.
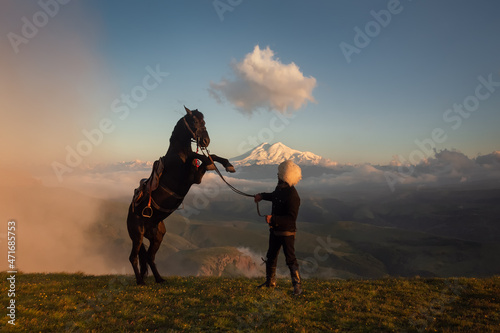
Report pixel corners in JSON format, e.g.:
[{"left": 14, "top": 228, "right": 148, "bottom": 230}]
[{"left": 142, "top": 206, "right": 153, "bottom": 218}]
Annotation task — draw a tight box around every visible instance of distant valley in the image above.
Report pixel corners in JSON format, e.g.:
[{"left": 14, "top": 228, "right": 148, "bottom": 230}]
[{"left": 2, "top": 143, "right": 499, "bottom": 279}]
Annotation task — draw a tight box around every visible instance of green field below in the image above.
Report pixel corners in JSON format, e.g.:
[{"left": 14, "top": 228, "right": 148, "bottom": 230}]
[{"left": 1, "top": 273, "right": 499, "bottom": 332}]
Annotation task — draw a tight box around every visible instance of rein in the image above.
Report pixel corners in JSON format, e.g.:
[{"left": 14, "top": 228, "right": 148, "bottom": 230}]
[
  {"left": 200, "top": 147, "right": 266, "bottom": 217},
  {"left": 184, "top": 114, "right": 266, "bottom": 217}
]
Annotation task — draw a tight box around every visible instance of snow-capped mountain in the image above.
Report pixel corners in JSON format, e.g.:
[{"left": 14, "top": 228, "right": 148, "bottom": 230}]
[{"left": 231, "top": 142, "right": 337, "bottom": 167}]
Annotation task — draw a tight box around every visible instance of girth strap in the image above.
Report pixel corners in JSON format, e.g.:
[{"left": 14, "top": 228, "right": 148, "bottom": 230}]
[
  {"left": 141, "top": 184, "right": 185, "bottom": 217},
  {"left": 159, "top": 183, "right": 185, "bottom": 200},
  {"left": 151, "top": 196, "right": 178, "bottom": 214}
]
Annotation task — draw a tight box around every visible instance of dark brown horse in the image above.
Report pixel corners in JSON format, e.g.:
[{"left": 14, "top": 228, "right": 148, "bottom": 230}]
[{"left": 127, "top": 106, "right": 235, "bottom": 285}]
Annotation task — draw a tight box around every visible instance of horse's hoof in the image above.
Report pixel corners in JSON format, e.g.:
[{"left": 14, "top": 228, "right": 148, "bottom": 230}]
[
  {"left": 226, "top": 165, "right": 236, "bottom": 173},
  {"left": 156, "top": 278, "right": 166, "bottom": 284},
  {"left": 137, "top": 281, "right": 146, "bottom": 286}
]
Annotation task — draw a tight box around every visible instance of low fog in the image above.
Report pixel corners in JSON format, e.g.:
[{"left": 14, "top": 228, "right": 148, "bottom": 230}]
[
  {"left": 0, "top": 168, "right": 111, "bottom": 274},
  {"left": 2, "top": 146, "right": 500, "bottom": 276},
  {"left": 0, "top": 2, "right": 122, "bottom": 274}
]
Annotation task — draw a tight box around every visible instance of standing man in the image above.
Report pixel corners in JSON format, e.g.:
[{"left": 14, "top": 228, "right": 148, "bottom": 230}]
[{"left": 254, "top": 160, "right": 303, "bottom": 295}]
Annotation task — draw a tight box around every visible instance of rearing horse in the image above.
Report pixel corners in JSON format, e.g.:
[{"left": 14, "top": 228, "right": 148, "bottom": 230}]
[{"left": 127, "top": 106, "right": 235, "bottom": 285}]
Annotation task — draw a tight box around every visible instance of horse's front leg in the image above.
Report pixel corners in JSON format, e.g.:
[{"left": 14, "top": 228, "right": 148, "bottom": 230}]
[
  {"left": 189, "top": 152, "right": 235, "bottom": 173},
  {"left": 208, "top": 154, "right": 235, "bottom": 173},
  {"left": 187, "top": 153, "right": 211, "bottom": 184},
  {"left": 190, "top": 153, "right": 216, "bottom": 171}
]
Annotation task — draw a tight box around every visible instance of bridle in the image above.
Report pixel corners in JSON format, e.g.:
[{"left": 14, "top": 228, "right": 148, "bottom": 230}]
[
  {"left": 140, "top": 111, "right": 265, "bottom": 219},
  {"left": 183, "top": 115, "right": 202, "bottom": 144},
  {"left": 183, "top": 114, "right": 205, "bottom": 168}
]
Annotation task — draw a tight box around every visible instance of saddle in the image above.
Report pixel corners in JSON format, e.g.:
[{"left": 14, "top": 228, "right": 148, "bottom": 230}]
[{"left": 132, "top": 157, "right": 165, "bottom": 217}]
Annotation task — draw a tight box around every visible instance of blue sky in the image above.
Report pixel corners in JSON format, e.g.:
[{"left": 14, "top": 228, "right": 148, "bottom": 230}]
[{"left": 2, "top": 0, "right": 500, "bottom": 168}]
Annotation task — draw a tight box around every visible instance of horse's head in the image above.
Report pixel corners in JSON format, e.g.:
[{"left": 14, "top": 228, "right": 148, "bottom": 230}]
[{"left": 184, "top": 106, "right": 210, "bottom": 148}]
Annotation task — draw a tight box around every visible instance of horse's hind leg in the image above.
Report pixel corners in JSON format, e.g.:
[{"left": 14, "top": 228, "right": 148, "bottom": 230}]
[
  {"left": 147, "top": 221, "right": 166, "bottom": 283},
  {"left": 129, "top": 237, "right": 145, "bottom": 285},
  {"left": 139, "top": 244, "right": 148, "bottom": 280},
  {"left": 127, "top": 210, "right": 146, "bottom": 285}
]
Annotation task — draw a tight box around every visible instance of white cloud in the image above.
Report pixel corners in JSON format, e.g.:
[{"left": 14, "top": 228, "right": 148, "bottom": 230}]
[
  {"left": 411, "top": 150, "right": 493, "bottom": 180},
  {"left": 385, "top": 149, "right": 500, "bottom": 189},
  {"left": 209, "top": 45, "right": 317, "bottom": 115}
]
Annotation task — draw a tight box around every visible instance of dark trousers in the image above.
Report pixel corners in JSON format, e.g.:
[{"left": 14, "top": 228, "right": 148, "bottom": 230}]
[{"left": 266, "top": 231, "right": 298, "bottom": 269}]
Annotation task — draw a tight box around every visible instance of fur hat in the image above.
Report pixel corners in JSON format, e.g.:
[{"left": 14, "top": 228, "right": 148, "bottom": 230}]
[{"left": 278, "top": 160, "right": 302, "bottom": 186}]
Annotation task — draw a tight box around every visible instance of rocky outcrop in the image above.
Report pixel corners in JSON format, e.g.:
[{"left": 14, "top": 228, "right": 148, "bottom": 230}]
[{"left": 160, "top": 246, "right": 263, "bottom": 277}]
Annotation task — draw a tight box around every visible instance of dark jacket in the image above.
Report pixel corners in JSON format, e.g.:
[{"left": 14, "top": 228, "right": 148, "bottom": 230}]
[{"left": 261, "top": 181, "right": 300, "bottom": 232}]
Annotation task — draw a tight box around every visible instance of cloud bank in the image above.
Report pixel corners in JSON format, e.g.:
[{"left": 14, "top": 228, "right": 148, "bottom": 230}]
[
  {"left": 3, "top": 149, "right": 497, "bottom": 275},
  {"left": 209, "top": 45, "right": 317, "bottom": 115},
  {"left": 309, "top": 149, "right": 500, "bottom": 191},
  {"left": 39, "top": 149, "right": 500, "bottom": 201}
]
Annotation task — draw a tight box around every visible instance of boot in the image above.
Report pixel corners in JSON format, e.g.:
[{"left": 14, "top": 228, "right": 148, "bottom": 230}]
[
  {"left": 258, "top": 260, "right": 276, "bottom": 288},
  {"left": 290, "top": 265, "right": 302, "bottom": 295}
]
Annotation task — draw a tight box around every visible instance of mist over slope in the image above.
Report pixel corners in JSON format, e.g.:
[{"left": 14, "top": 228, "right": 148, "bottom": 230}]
[
  {"left": 3, "top": 143, "right": 500, "bottom": 278},
  {"left": 0, "top": 168, "right": 109, "bottom": 274},
  {"left": 90, "top": 194, "right": 500, "bottom": 279}
]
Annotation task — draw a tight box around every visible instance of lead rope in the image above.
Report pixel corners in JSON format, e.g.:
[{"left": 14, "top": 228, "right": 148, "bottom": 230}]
[
  {"left": 201, "top": 148, "right": 266, "bottom": 217},
  {"left": 255, "top": 200, "right": 264, "bottom": 217}
]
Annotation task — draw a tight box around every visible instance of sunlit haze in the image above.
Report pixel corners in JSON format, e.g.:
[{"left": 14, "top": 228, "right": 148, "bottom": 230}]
[
  {"left": 1, "top": 0, "right": 500, "bottom": 276},
  {"left": 2, "top": 1, "right": 499, "bottom": 175}
]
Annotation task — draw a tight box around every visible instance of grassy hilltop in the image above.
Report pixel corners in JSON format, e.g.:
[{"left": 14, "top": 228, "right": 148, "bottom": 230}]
[{"left": 1, "top": 273, "right": 499, "bottom": 332}]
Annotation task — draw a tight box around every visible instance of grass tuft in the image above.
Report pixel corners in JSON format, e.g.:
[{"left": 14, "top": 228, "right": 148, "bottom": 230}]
[{"left": 0, "top": 273, "right": 499, "bottom": 332}]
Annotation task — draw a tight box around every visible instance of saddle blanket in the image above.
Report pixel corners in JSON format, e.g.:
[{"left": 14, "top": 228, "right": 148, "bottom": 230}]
[{"left": 132, "top": 157, "right": 164, "bottom": 207}]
